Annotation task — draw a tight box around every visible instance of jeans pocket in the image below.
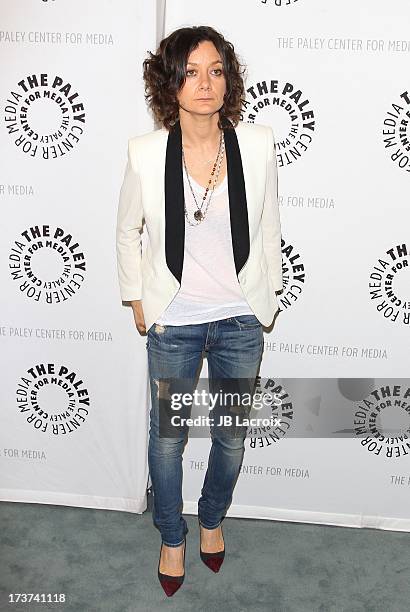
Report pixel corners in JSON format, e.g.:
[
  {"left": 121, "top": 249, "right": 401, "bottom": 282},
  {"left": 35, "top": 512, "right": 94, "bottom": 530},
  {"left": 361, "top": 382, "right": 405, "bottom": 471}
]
[
  {"left": 147, "top": 323, "right": 180, "bottom": 349},
  {"left": 231, "top": 314, "right": 262, "bottom": 329},
  {"left": 147, "top": 323, "right": 163, "bottom": 345}
]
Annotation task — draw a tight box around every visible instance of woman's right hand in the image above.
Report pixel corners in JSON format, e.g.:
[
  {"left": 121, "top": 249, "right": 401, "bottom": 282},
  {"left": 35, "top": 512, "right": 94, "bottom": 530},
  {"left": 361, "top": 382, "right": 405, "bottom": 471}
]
[{"left": 130, "top": 300, "right": 147, "bottom": 334}]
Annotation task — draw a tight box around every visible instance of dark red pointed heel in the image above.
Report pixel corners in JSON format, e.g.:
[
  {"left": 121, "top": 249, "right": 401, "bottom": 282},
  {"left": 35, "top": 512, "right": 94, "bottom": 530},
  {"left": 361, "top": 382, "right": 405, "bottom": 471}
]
[
  {"left": 199, "top": 520, "right": 225, "bottom": 573},
  {"left": 157, "top": 537, "right": 186, "bottom": 597}
]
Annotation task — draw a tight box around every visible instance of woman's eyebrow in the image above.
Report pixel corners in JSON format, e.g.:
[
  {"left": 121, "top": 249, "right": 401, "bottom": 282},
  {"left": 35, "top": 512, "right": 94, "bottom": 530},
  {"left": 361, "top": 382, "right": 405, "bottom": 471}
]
[{"left": 187, "top": 60, "right": 223, "bottom": 65}]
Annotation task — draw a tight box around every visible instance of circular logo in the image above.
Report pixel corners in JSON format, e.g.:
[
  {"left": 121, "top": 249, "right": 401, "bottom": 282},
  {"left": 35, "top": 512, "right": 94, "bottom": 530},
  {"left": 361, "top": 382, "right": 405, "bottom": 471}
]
[
  {"left": 4, "top": 73, "right": 85, "bottom": 158},
  {"left": 276, "top": 237, "right": 305, "bottom": 312},
  {"left": 354, "top": 383, "right": 410, "bottom": 458},
  {"left": 16, "top": 362, "right": 91, "bottom": 435},
  {"left": 246, "top": 376, "right": 294, "bottom": 450},
  {"left": 242, "top": 78, "right": 315, "bottom": 166},
  {"left": 369, "top": 243, "right": 409, "bottom": 326},
  {"left": 382, "top": 90, "right": 410, "bottom": 172},
  {"left": 259, "top": 0, "right": 300, "bottom": 6},
  {"left": 9, "top": 224, "right": 87, "bottom": 303}
]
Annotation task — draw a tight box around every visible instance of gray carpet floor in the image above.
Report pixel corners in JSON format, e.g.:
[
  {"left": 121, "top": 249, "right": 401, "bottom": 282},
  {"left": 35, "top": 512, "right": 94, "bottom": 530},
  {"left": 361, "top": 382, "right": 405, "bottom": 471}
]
[{"left": 1, "top": 494, "right": 409, "bottom": 612}]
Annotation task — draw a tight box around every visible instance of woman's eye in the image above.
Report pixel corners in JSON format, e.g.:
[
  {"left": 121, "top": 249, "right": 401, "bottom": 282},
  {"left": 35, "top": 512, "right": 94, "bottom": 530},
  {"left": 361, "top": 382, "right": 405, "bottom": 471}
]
[{"left": 186, "top": 69, "right": 223, "bottom": 76}]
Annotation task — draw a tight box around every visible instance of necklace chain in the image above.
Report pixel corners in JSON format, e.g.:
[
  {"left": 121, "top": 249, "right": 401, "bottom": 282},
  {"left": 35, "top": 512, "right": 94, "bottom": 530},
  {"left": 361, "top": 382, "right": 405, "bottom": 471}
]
[{"left": 182, "top": 130, "right": 225, "bottom": 226}]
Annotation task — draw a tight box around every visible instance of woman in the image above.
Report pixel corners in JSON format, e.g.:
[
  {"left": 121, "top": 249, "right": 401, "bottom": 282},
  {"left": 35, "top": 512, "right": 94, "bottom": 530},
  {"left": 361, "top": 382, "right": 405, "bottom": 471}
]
[{"left": 116, "top": 25, "right": 283, "bottom": 596}]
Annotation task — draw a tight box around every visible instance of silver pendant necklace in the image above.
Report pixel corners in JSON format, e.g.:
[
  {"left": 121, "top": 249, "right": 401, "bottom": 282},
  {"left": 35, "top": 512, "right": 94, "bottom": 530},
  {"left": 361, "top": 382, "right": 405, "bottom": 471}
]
[{"left": 182, "top": 130, "right": 225, "bottom": 225}]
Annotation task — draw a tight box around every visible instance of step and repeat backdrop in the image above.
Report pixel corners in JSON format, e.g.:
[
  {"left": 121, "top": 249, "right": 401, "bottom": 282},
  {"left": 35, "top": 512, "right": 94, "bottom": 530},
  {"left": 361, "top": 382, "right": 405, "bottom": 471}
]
[
  {"left": 0, "top": 0, "right": 161, "bottom": 513},
  {"left": 1, "top": 0, "right": 409, "bottom": 531}
]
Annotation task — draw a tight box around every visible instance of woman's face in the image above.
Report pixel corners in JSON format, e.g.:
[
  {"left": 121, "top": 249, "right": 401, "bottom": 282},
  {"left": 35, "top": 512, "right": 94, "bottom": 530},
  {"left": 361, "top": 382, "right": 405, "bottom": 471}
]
[{"left": 176, "top": 40, "right": 227, "bottom": 118}]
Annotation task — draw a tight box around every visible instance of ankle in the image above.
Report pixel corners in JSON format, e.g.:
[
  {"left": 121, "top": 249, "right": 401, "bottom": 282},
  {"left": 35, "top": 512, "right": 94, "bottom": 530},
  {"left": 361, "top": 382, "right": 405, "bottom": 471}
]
[
  {"left": 200, "top": 524, "right": 222, "bottom": 535},
  {"left": 162, "top": 542, "right": 184, "bottom": 555}
]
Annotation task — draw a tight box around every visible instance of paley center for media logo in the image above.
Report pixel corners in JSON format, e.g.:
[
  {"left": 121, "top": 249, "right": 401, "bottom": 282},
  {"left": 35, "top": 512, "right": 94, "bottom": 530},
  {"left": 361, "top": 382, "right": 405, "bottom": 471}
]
[
  {"left": 242, "top": 78, "right": 316, "bottom": 167},
  {"left": 383, "top": 90, "right": 410, "bottom": 173},
  {"left": 246, "top": 376, "right": 294, "bottom": 451},
  {"left": 276, "top": 236, "right": 305, "bottom": 312},
  {"left": 369, "top": 243, "right": 409, "bottom": 326},
  {"left": 260, "top": 0, "right": 300, "bottom": 6},
  {"left": 4, "top": 73, "right": 85, "bottom": 158},
  {"left": 354, "top": 383, "right": 410, "bottom": 459},
  {"left": 16, "top": 362, "right": 91, "bottom": 436},
  {"left": 9, "top": 224, "right": 87, "bottom": 303}
]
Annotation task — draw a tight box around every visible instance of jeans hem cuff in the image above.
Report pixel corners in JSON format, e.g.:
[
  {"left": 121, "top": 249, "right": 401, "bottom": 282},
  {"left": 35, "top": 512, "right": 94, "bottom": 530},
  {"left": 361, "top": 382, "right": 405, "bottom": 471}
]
[
  {"left": 198, "top": 519, "right": 222, "bottom": 530},
  {"left": 161, "top": 538, "right": 185, "bottom": 547}
]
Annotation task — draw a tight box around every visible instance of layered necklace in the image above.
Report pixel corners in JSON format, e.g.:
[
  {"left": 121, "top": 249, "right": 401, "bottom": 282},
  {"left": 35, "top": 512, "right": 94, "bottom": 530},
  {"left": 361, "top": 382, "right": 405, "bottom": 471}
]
[{"left": 182, "top": 129, "right": 225, "bottom": 226}]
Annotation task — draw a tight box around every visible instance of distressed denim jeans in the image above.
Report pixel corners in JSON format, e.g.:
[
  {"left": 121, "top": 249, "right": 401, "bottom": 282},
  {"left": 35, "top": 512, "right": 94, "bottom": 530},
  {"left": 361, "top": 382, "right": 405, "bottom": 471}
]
[{"left": 146, "top": 314, "right": 264, "bottom": 547}]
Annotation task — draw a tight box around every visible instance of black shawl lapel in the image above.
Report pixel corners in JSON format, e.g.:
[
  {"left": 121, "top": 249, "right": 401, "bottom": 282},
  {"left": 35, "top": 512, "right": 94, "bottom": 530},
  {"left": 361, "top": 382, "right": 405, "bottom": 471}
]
[
  {"left": 224, "top": 119, "right": 250, "bottom": 275},
  {"left": 164, "top": 117, "right": 250, "bottom": 285},
  {"left": 164, "top": 119, "right": 185, "bottom": 286}
]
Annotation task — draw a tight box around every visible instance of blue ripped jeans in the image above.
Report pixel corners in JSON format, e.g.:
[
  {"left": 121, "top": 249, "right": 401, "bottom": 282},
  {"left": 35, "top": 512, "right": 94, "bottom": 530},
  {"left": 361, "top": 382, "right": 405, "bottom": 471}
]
[{"left": 146, "top": 314, "right": 264, "bottom": 547}]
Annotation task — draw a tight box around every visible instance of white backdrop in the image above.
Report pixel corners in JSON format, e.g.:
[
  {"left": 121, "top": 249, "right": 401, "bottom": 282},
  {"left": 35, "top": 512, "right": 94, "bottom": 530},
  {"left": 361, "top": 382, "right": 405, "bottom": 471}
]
[
  {"left": 1, "top": 1, "right": 409, "bottom": 531},
  {"left": 0, "top": 0, "right": 162, "bottom": 512}
]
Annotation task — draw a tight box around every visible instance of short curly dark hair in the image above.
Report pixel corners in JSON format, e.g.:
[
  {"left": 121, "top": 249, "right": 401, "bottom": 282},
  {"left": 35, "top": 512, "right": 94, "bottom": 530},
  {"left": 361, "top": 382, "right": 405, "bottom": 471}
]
[{"left": 142, "top": 25, "right": 246, "bottom": 131}]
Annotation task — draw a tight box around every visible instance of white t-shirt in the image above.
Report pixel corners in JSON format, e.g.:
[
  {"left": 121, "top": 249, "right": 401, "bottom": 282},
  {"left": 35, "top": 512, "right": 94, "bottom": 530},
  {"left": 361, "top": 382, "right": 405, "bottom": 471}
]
[{"left": 155, "top": 168, "right": 254, "bottom": 326}]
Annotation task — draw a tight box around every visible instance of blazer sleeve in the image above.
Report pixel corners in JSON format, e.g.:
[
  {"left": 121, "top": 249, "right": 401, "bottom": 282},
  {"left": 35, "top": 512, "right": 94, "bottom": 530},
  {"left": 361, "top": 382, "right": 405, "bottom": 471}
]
[
  {"left": 116, "top": 139, "right": 144, "bottom": 301},
  {"left": 261, "top": 126, "right": 283, "bottom": 293}
]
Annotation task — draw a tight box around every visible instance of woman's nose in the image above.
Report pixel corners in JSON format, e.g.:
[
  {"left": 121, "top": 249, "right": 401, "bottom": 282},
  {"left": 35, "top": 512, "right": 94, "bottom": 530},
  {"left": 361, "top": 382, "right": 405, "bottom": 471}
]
[{"left": 199, "top": 74, "right": 211, "bottom": 88}]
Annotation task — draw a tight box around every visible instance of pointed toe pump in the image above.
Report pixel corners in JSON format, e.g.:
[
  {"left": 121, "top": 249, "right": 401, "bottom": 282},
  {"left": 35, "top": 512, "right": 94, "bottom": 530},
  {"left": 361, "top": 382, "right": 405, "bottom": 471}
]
[
  {"left": 199, "top": 520, "right": 225, "bottom": 573},
  {"left": 157, "top": 538, "right": 186, "bottom": 597}
]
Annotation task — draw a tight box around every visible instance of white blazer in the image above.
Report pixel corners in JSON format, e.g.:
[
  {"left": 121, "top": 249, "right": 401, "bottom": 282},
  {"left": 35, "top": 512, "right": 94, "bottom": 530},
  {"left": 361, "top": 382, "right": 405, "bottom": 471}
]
[{"left": 116, "top": 119, "right": 283, "bottom": 332}]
